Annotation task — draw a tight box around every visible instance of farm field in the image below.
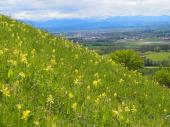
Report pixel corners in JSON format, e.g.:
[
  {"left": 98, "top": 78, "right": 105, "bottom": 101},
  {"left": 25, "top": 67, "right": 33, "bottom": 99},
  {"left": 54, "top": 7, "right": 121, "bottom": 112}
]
[
  {"left": 85, "top": 39, "right": 170, "bottom": 55},
  {"left": 145, "top": 51, "right": 170, "bottom": 61},
  {"left": 0, "top": 15, "right": 170, "bottom": 127}
]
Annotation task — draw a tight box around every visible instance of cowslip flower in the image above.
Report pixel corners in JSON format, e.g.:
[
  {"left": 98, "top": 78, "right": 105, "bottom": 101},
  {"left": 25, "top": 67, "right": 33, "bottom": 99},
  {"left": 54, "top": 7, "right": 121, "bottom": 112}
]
[
  {"left": 68, "top": 92, "right": 74, "bottom": 98},
  {"left": 131, "top": 105, "right": 137, "bottom": 113},
  {"left": 20, "top": 53, "right": 28, "bottom": 64},
  {"left": 21, "top": 110, "right": 31, "bottom": 121},
  {"left": 46, "top": 94, "right": 54, "bottom": 104},
  {"left": 16, "top": 104, "right": 22, "bottom": 110},
  {"left": 0, "top": 86, "right": 10, "bottom": 97},
  {"left": 71, "top": 103, "right": 77, "bottom": 110},
  {"left": 19, "top": 72, "right": 26, "bottom": 78},
  {"left": 93, "top": 79, "right": 101, "bottom": 87}
]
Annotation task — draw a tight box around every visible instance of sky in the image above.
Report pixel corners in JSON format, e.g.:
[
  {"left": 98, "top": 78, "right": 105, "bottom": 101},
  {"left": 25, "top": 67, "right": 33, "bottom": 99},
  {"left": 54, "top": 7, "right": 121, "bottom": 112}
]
[{"left": 1, "top": 0, "right": 170, "bottom": 21}]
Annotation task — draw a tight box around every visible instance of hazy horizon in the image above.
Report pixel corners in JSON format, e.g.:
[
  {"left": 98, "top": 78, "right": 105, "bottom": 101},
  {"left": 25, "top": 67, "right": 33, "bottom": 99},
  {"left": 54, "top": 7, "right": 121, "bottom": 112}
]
[{"left": 1, "top": 0, "right": 170, "bottom": 21}]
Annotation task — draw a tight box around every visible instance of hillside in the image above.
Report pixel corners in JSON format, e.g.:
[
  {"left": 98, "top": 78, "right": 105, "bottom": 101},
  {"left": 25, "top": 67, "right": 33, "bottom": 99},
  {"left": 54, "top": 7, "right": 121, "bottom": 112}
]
[{"left": 0, "top": 15, "right": 170, "bottom": 127}]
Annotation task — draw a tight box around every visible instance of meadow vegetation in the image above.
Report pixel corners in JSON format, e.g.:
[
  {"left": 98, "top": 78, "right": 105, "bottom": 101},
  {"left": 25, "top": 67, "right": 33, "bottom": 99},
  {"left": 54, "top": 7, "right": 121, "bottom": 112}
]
[{"left": 0, "top": 15, "right": 170, "bottom": 127}]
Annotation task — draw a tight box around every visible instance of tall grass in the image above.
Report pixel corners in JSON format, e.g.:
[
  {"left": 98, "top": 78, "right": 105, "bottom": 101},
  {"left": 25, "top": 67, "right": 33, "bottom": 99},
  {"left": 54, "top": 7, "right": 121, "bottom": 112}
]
[{"left": 0, "top": 15, "right": 170, "bottom": 127}]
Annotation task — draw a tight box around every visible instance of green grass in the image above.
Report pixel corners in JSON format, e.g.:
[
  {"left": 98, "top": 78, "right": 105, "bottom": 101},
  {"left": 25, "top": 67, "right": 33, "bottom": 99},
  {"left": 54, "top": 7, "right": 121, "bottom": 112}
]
[
  {"left": 0, "top": 15, "right": 170, "bottom": 127},
  {"left": 145, "top": 51, "right": 170, "bottom": 61}
]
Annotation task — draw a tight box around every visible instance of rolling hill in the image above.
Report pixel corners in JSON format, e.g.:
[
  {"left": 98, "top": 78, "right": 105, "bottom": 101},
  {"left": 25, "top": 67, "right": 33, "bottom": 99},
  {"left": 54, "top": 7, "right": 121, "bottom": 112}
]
[{"left": 0, "top": 15, "right": 170, "bottom": 127}]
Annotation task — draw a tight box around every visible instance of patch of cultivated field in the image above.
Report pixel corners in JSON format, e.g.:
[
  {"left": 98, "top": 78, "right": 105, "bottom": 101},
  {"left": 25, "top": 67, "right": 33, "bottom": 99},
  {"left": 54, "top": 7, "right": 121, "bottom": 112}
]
[{"left": 146, "top": 52, "right": 170, "bottom": 61}]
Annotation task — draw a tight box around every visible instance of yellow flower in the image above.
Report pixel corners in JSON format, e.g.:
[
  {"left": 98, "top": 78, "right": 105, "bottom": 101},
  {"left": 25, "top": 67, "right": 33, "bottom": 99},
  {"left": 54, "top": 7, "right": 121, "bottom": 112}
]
[
  {"left": 7, "top": 59, "right": 17, "bottom": 66},
  {"left": 0, "top": 50, "right": 4, "bottom": 55},
  {"left": 95, "top": 97, "right": 100, "bottom": 104},
  {"left": 93, "top": 79, "right": 101, "bottom": 87},
  {"left": 101, "top": 92, "right": 107, "bottom": 97},
  {"left": 74, "top": 78, "right": 79, "bottom": 85},
  {"left": 31, "top": 49, "right": 36, "bottom": 54},
  {"left": 86, "top": 96, "right": 90, "bottom": 100},
  {"left": 0, "top": 86, "right": 10, "bottom": 97},
  {"left": 112, "top": 110, "right": 119, "bottom": 116},
  {"left": 114, "top": 93, "right": 117, "bottom": 97},
  {"left": 131, "top": 105, "right": 137, "bottom": 113},
  {"left": 119, "top": 79, "right": 124, "bottom": 84},
  {"left": 20, "top": 53, "right": 28, "bottom": 64},
  {"left": 124, "top": 106, "right": 130, "bottom": 112},
  {"left": 164, "top": 109, "right": 167, "bottom": 113},
  {"left": 71, "top": 103, "right": 77, "bottom": 110},
  {"left": 44, "top": 65, "right": 53, "bottom": 72},
  {"left": 46, "top": 94, "right": 54, "bottom": 104},
  {"left": 16, "top": 104, "right": 22, "bottom": 110},
  {"left": 50, "top": 59, "right": 57, "bottom": 65},
  {"left": 87, "top": 85, "right": 90, "bottom": 90},
  {"left": 52, "top": 49, "right": 56, "bottom": 53},
  {"left": 34, "top": 121, "right": 39, "bottom": 125},
  {"left": 13, "top": 49, "right": 19, "bottom": 55},
  {"left": 19, "top": 72, "right": 26, "bottom": 78},
  {"left": 68, "top": 92, "right": 74, "bottom": 98},
  {"left": 94, "top": 73, "right": 99, "bottom": 78},
  {"left": 21, "top": 110, "right": 31, "bottom": 121},
  {"left": 74, "top": 69, "right": 78, "bottom": 74}
]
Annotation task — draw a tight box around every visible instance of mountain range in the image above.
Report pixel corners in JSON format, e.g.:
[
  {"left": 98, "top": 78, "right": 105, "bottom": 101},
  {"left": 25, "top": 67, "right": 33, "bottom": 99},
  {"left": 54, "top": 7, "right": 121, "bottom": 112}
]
[{"left": 25, "top": 16, "right": 170, "bottom": 32}]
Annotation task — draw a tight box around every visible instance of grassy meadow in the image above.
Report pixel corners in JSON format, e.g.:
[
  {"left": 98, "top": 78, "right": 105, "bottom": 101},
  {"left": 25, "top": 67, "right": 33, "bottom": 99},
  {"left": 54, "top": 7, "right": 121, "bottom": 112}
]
[{"left": 0, "top": 15, "right": 170, "bottom": 127}]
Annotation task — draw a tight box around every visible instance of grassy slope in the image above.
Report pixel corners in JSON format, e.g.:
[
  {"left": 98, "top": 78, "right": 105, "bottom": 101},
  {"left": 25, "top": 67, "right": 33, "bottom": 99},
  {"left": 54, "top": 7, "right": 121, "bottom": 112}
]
[{"left": 0, "top": 15, "right": 170, "bottom": 127}]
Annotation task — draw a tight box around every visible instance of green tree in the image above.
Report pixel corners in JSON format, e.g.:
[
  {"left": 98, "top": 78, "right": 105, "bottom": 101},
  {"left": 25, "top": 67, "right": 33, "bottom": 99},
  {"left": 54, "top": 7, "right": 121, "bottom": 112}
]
[
  {"left": 109, "top": 50, "right": 144, "bottom": 71},
  {"left": 154, "top": 69, "right": 170, "bottom": 88}
]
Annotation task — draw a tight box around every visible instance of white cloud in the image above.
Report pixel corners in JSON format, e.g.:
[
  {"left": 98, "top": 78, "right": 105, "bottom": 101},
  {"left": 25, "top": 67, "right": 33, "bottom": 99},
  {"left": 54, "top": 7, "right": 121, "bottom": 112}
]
[{"left": 0, "top": 0, "right": 170, "bottom": 20}]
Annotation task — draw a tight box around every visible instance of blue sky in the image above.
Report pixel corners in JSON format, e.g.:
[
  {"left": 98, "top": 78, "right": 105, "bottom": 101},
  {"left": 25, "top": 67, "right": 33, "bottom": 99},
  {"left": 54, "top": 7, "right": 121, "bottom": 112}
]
[{"left": 1, "top": 0, "right": 170, "bottom": 21}]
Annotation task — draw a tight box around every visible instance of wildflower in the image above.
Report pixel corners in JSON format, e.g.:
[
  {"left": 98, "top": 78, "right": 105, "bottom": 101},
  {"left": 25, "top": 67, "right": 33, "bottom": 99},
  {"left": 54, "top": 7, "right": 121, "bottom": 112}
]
[
  {"left": 44, "top": 65, "right": 53, "bottom": 72},
  {"left": 158, "top": 104, "right": 161, "bottom": 107},
  {"left": 19, "top": 72, "right": 26, "bottom": 78},
  {"left": 34, "top": 121, "right": 39, "bottom": 125},
  {"left": 13, "top": 49, "right": 19, "bottom": 55},
  {"left": 101, "top": 92, "right": 107, "bottom": 97},
  {"left": 93, "top": 79, "right": 101, "bottom": 87},
  {"left": 131, "top": 105, "right": 137, "bottom": 113},
  {"left": 68, "top": 92, "right": 74, "bottom": 98},
  {"left": 75, "top": 69, "right": 79, "bottom": 74},
  {"left": 87, "top": 85, "right": 90, "bottom": 90},
  {"left": 94, "top": 61, "right": 99, "bottom": 65},
  {"left": 20, "top": 53, "right": 28, "bottom": 64},
  {"left": 118, "top": 106, "right": 123, "bottom": 113},
  {"left": 0, "top": 50, "right": 3, "bottom": 55},
  {"left": 74, "top": 79, "right": 79, "bottom": 85},
  {"left": 46, "top": 94, "right": 54, "bottom": 104},
  {"left": 71, "top": 102, "right": 77, "bottom": 110},
  {"left": 50, "top": 59, "right": 57, "bottom": 65},
  {"left": 119, "top": 79, "right": 124, "bottom": 84},
  {"left": 124, "top": 106, "right": 130, "bottom": 112},
  {"left": 16, "top": 104, "right": 22, "bottom": 110},
  {"left": 7, "top": 59, "right": 17, "bottom": 66},
  {"left": 94, "top": 73, "right": 99, "bottom": 78},
  {"left": 164, "top": 109, "right": 167, "bottom": 113},
  {"left": 52, "top": 49, "right": 56, "bottom": 53},
  {"left": 0, "top": 86, "right": 10, "bottom": 97},
  {"left": 112, "top": 110, "right": 119, "bottom": 116},
  {"left": 3, "top": 48, "right": 8, "bottom": 52},
  {"left": 75, "top": 54, "right": 79, "bottom": 59},
  {"left": 31, "top": 49, "right": 36, "bottom": 54},
  {"left": 95, "top": 97, "right": 100, "bottom": 104},
  {"left": 86, "top": 96, "right": 90, "bottom": 100},
  {"left": 114, "top": 93, "right": 117, "bottom": 97},
  {"left": 21, "top": 110, "right": 31, "bottom": 121}
]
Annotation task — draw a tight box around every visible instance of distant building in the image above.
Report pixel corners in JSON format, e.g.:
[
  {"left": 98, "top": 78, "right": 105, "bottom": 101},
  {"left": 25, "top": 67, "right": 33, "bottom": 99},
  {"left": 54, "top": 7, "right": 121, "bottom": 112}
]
[{"left": 140, "top": 53, "right": 145, "bottom": 59}]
